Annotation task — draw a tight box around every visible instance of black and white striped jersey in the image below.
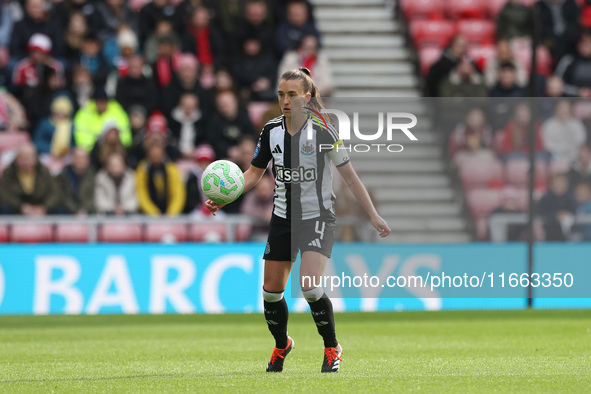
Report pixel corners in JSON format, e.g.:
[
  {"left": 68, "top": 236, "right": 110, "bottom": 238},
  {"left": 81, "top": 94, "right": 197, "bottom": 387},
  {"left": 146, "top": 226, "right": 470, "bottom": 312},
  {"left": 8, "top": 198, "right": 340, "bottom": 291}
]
[{"left": 251, "top": 115, "right": 350, "bottom": 220}]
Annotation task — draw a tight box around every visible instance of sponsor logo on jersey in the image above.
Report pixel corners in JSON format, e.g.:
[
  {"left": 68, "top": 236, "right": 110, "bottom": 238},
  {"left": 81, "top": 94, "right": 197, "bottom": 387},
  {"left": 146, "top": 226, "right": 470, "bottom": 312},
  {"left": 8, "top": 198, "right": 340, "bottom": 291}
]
[
  {"left": 275, "top": 165, "right": 317, "bottom": 183},
  {"left": 301, "top": 140, "right": 314, "bottom": 155}
]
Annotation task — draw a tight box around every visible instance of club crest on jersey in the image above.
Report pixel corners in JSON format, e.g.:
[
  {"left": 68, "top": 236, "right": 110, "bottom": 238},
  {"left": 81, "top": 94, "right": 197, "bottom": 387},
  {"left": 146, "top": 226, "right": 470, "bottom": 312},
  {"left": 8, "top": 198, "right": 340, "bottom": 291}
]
[{"left": 301, "top": 140, "right": 315, "bottom": 155}]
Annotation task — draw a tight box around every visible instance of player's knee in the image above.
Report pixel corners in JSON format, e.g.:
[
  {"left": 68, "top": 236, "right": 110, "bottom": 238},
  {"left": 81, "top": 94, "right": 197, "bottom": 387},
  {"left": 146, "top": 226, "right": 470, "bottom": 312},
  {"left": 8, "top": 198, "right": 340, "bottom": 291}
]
[
  {"left": 302, "top": 286, "right": 324, "bottom": 303},
  {"left": 262, "top": 288, "right": 284, "bottom": 302}
]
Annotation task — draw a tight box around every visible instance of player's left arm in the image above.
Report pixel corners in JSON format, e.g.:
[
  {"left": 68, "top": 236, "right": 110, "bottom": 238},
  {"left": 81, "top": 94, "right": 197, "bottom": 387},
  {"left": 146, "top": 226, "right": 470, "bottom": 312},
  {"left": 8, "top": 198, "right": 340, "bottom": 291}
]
[
  {"left": 323, "top": 125, "right": 390, "bottom": 237},
  {"left": 336, "top": 162, "right": 391, "bottom": 238}
]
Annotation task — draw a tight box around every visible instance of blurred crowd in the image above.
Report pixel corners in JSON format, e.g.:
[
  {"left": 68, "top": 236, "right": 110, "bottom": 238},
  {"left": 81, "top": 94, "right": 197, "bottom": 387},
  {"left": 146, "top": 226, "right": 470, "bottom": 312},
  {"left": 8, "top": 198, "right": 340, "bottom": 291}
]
[
  {"left": 404, "top": 0, "right": 591, "bottom": 241},
  {"left": 0, "top": 0, "right": 335, "bottom": 227},
  {"left": 424, "top": 0, "right": 591, "bottom": 100},
  {"left": 448, "top": 100, "right": 591, "bottom": 241}
]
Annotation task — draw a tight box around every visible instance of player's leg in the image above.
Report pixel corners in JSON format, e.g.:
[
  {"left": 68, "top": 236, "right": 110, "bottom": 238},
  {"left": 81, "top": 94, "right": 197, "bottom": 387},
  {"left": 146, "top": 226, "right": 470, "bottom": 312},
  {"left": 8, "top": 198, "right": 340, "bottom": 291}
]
[
  {"left": 263, "top": 259, "right": 293, "bottom": 349},
  {"left": 299, "top": 217, "right": 342, "bottom": 372},
  {"left": 300, "top": 251, "right": 339, "bottom": 350},
  {"left": 262, "top": 215, "right": 296, "bottom": 372},
  {"left": 263, "top": 259, "right": 295, "bottom": 372}
]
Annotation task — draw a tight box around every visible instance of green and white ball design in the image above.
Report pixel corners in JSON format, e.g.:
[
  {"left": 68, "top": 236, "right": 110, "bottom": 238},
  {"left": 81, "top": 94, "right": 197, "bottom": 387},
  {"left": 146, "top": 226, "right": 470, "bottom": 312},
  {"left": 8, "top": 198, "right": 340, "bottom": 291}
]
[{"left": 201, "top": 160, "right": 245, "bottom": 204}]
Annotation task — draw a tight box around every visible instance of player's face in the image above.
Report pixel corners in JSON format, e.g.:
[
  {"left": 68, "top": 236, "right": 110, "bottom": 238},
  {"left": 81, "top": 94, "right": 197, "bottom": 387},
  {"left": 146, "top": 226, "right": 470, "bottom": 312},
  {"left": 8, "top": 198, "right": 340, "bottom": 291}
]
[{"left": 277, "top": 79, "right": 310, "bottom": 119}]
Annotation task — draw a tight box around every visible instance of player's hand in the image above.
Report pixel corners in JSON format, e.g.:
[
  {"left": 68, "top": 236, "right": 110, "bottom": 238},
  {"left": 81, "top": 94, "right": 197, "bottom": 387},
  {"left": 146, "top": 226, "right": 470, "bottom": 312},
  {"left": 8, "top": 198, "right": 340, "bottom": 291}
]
[
  {"left": 371, "top": 215, "right": 391, "bottom": 238},
  {"left": 204, "top": 199, "right": 226, "bottom": 216}
]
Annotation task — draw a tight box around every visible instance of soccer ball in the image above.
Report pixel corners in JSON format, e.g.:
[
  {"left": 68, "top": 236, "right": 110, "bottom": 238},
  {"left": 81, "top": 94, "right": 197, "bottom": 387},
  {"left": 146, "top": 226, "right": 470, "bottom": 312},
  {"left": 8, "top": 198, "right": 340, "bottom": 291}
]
[{"left": 201, "top": 160, "right": 245, "bottom": 204}]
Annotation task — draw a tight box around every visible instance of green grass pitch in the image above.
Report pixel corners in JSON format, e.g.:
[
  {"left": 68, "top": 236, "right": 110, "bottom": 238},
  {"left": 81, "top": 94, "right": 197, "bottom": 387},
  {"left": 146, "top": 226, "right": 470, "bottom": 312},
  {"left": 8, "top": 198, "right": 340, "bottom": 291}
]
[{"left": 0, "top": 310, "right": 590, "bottom": 392}]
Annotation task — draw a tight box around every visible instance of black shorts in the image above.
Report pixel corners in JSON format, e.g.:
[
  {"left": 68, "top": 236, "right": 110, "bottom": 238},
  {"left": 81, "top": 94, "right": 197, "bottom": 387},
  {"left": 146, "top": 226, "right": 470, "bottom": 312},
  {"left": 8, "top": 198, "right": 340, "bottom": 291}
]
[{"left": 263, "top": 214, "right": 336, "bottom": 262}]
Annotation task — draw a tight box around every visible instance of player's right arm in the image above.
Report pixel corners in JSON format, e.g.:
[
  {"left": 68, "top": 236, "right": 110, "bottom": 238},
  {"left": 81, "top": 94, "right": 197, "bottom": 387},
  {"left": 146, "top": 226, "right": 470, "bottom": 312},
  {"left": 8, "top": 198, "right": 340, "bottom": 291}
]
[
  {"left": 205, "top": 125, "right": 273, "bottom": 215},
  {"left": 205, "top": 165, "right": 266, "bottom": 215}
]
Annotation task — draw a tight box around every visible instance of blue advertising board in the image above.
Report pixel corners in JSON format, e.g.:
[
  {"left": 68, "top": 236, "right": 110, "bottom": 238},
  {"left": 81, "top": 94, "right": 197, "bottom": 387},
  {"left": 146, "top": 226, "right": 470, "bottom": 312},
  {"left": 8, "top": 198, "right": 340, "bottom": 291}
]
[{"left": 0, "top": 243, "right": 588, "bottom": 315}]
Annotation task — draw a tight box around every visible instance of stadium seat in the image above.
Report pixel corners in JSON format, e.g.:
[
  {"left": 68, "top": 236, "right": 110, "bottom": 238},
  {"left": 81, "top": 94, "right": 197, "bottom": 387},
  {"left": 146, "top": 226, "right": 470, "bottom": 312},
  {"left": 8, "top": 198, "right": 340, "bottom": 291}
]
[
  {"left": 418, "top": 46, "right": 443, "bottom": 75},
  {"left": 98, "top": 223, "right": 142, "bottom": 243},
  {"left": 0, "top": 224, "right": 7, "bottom": 242},
  {"left": 55, "top": 223, "right": 90, "bottom": 243},
  {"left": 467, "top": 188, "right": 503, "bottom": 239},
  {"left": 504, "top": 158, "right": 548, "bottom": 187},
  {"left": 145, "top": 223, "right": 188, "bottom": 243},
  {"left": 455, "top": 20, "right": 496, "bottom": 46},
  {"left": 536, "top": 46, "right": 553, "bottom": 76},
  {"left": 446, "top": 0, "right": 488, "bottom": 19},
  {"left": 475, "top": 216, "right": 490, "bottom": 240},
  {"left": 502, "top": 187, "right": 530, "bottom": 211},
  {"left": 235, "top": 222, "right": 252, "bottom": 242},
  {"left": 0, "top": 132, "right": 30, "bottom": 155},
  {"left": 400, "top": 0, "right": 445, "bottom": 20},
  {"left": 459, "top": 157, "right": 504, "bottom": 189},
  {"left": 190, "top": 223, "right": 228, "bottom": 242},
  {"left": 409, "top": 20, "right": 455, "bottom": 49},
  {"left": 466, "top": 188, "right": 503, "bottom": 217},
  {"left": 10, "top": 223, "right": 54, "bottom": 243},
  {"left": 513, "top": 45, "right": 553, "bottom": 76}
]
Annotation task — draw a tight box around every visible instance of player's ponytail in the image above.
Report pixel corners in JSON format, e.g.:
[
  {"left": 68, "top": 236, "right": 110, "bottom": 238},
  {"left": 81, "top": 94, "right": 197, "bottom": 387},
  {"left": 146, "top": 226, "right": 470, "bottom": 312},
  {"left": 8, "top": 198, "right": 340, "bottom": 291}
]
[
  {"left": 310, "top": 84, "right": 319, "bottom": 98},
  {"left": 298, "top": 67, "right": 312, "bottom": 77}
]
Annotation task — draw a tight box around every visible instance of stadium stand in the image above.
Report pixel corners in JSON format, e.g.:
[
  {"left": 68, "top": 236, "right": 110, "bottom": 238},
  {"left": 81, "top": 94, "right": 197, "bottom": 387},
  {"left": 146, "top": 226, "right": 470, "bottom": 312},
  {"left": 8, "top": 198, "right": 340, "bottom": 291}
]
[
  {"left": 400, "top": 0, "right": 446, "bottom": 20},
  {"left": 190, "top": 223, "right": 228, "bottom": 243},
  {"left": 1, "top": 0, "right": 590, "bottom": 243},
  {"left": 316, "top": 0, "right": 469, "bottom": 242},
  {"left": 0, "top": 224, "right": 7, "bottom": 242},
  {"left": 401, "top": 0, "right": 591, "bottom": 241},
  {"left": 98, "top": 223, "right": 143, "bottom": 243},
  {"left": 55, "top": 223, "right": 90, "bottom": 243},
  {"left": 145, "top": 222, "right": 188, "bottom": 243},
  {"left": 409, "top": 20, "right": 456, "bottom": 49},
  {"left": 10, "top": 223, "right": 53, "bottom": 243},
  {"left": 0, "top": 132, "right": 29, "bottom": 155},
  {"left": 459, "top": 157, "right": 504, "bottom": 190},
  {"left": 455, "top": 19, "right": 496, "bottom": 46},
  {"left": 504, "top": 158, "right": 549, "bottom": 189},
  {"left": 445, "top": 0, "right": 489, "bottom": 20}
]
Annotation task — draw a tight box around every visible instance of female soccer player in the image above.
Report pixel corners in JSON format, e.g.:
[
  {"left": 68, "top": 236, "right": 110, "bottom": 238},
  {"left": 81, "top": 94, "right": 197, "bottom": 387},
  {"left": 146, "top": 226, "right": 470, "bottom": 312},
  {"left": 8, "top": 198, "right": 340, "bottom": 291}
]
[{"left": 205, "top": 67, "right": 391, "bottom": 373}]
